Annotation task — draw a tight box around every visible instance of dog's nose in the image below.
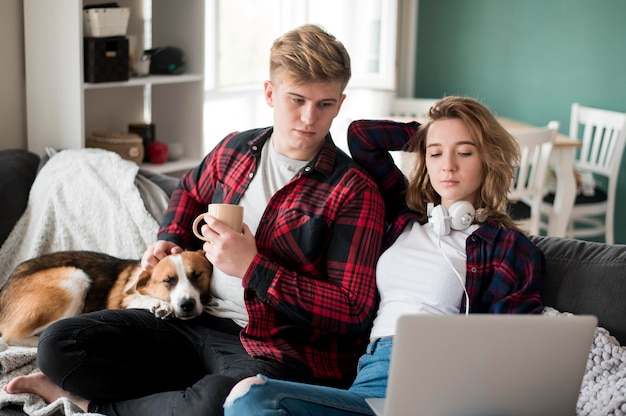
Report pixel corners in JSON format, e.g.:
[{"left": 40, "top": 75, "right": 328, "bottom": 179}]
[{"left": 180, "top": 299, "right": 196, "bottom": 313}]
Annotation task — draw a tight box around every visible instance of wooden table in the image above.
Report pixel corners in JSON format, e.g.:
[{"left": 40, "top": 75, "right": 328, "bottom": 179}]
[
  {"left": 389, "top": 116, "right": 581, "bottom": 237},
  {"left": 497, "top": 118, "right": 580, "bottom": 237}
]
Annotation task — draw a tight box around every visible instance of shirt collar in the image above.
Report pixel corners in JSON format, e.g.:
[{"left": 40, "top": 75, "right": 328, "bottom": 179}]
[
  {"left": 471, "top": 220, "right": 504, "bottom": 245},
  {"left": 248, "top": 128, "right": 337, "bottom": 178}
]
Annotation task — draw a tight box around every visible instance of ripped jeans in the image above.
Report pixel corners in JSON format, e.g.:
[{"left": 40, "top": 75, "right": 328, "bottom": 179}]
[{"left": 224, "top": 337, "right": 392, "bottom": 416}]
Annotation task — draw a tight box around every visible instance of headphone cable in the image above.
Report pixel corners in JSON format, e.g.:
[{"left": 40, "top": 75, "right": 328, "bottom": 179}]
[{"left": 437, "top": 235, "right": 470, "bottom": 316}]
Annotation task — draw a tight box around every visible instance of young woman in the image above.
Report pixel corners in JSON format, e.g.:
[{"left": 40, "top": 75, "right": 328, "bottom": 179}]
[{"left": 222, "top": 96, "right": 545, "bottom": 416}]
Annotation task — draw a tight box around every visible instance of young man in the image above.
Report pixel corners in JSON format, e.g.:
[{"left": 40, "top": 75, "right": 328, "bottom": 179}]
[{"left": 5, "top": 24, "right": 385, "bottom": 415}]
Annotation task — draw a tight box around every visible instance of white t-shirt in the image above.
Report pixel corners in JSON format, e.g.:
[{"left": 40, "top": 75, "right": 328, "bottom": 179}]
[
  {"left": 204, "top": 136, "right": 308, "bottom": 327},
  {"left": 369, "top": 220, "right": 478, "bottom": 339}
]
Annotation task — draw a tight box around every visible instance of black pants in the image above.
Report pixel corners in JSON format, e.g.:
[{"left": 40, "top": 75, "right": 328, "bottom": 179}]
[{"left": 37, "top": 309, "right": 311, "bottom": 416}]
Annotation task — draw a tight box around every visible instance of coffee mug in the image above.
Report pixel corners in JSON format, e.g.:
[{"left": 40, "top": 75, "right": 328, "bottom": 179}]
[{"left": 192, "top": 204, "right": 244, "bottom": 242}]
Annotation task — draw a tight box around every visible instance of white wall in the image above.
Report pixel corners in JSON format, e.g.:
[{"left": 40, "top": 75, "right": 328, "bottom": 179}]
[{"left": 0, "top": 0, "right": 27, "bottom": 150}]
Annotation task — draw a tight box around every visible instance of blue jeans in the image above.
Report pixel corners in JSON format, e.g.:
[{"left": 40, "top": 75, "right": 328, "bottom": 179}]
[{"left": 224, "top": 337, "right": 392, "bottom": 416}]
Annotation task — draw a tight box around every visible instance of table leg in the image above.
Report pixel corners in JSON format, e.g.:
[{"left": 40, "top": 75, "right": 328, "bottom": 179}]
[{"left": 548, "top": 147, "right": 577, "bottom": 237}]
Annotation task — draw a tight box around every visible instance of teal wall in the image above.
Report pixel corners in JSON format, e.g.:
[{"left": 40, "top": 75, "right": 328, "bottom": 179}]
[{"left": 415, "top": 0, "right": 626, "bottom": 243}]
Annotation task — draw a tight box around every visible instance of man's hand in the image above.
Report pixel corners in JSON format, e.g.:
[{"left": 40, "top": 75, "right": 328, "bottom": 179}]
[
  {"left": 201, "top": 216, "right": 257, "bottom": 278},
  {"left": 141, "top": 240, "right": 183, "bottom": 270}
]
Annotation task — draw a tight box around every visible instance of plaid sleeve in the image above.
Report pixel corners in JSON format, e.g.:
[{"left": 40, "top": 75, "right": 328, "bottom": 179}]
[
  {"left": 157, "top": 133, "right": 243, "bottom": 248},
  {"left": 157, "top": 163, "right": 212, "bottom": 248},
  {"left": 348, "top": 119, "right": 420, "bottom": 223},
  {"left": 490, "top": 231, "right": 545, "bottom": 314}
]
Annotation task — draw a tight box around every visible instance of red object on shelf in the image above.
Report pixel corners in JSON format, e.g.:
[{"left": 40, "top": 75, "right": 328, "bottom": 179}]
[{"left": 147, "top": 142, "right": 169, "bottom": 164}]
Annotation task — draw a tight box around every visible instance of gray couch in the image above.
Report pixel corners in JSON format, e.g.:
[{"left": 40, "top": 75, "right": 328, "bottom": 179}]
[
  {"left": 5, "top": 148, "right": 623, "bottom": 343},
  {"left": 531, "top": 234, "right": 626, "bottom": 345},
  {"left": 1, "top": 148, "right": 625, "bottom": 415}
]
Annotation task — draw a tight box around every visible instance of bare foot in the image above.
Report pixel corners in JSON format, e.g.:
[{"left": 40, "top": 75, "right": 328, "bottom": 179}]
[{"left": 4, "top": 372, "right": 89, "bottom": 411}]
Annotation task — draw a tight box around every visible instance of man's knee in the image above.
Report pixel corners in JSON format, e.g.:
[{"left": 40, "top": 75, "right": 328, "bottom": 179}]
[{"left": 224, "top": 376, "right": 265, "bottom": 408}]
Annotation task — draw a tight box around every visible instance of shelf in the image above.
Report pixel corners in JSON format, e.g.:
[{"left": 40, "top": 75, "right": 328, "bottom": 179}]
[
  {"left": 25, "top": 0, "right": 205, "bottom": 161},
  {"left": 84, "top": 73, "right": 203, "bottom": 89},
  {"left": 140, "top": 157, "right": 200, "bottom": 175}
]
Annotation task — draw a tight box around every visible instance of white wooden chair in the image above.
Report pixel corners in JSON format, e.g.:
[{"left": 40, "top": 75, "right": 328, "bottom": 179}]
[
  {"left": 389, "top": 97, "right": 439, "bottom": 118},
  {"left": 388, "top": 97, "right": 440, "bottom": 175},
  {"left": 540, "top": 103, "right": 626, "bottom": 244},
  {"left": 507, "top": 122, "right": 559, "bottom": 235}
]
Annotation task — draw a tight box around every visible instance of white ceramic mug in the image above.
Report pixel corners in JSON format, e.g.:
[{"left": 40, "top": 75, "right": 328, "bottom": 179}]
[{"left": 192, "top": 204, "right": 244, "bottom": 242}]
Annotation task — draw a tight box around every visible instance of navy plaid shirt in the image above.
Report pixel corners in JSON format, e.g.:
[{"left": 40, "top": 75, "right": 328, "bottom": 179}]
[
  {"left": 348, "top": 119, "right": 545, "bottom": 314},
  {"left": 159, "top": 127, "right": 385, "bottom": 382}
]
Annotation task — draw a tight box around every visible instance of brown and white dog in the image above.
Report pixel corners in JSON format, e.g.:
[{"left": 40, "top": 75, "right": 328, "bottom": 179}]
[{"left": 0, "top": 250, "right": 212, "bottom": 346}]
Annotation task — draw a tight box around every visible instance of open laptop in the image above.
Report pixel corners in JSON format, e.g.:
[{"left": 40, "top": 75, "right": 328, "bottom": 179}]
[{"left": 366, "top": 314, "right": 597, "bottom": 416}]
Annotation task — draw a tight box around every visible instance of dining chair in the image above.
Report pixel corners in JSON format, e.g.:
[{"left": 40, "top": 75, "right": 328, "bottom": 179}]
[
  {"left": 507, "top": 121, "right": 559, "bottom": 235},
  {"left": 389, "top": 97, "right": 439, "bottom": 118},
  {"left": 388, "top": 97, "right": 439, "bottom": 175},
  {"left": 540, "top": 103, "right": 626, "bottom": 244}
]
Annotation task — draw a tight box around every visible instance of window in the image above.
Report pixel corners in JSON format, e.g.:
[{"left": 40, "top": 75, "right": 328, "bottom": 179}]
[
  {"left": 207, "top": 0, "right": 278, "bottom": 89},
  {"left": 203, "top": 0, "right": 402, "bottom": 150}
]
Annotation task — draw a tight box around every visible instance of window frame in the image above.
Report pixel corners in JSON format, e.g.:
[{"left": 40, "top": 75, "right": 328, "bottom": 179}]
[{"left": 204, "top": 0, "right": 399, "bottom": 92}]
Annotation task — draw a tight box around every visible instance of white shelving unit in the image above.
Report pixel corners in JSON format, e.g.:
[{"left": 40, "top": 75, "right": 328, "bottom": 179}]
[{"left": 24, "top": 0, "right": 205, "bottom": 174}]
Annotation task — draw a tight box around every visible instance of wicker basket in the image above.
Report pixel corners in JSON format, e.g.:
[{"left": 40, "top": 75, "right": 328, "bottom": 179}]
[
  {"left": 86, "top": 132, "right": 144, "bottom": 164},
  {"left": 83, "top": 7, "right": 131, "bottom": 38}
]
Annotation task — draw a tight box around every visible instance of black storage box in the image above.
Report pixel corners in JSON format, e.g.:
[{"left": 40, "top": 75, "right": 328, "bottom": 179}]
[{"left": 84, "top": 36, "right": 129, "bottom": 83}]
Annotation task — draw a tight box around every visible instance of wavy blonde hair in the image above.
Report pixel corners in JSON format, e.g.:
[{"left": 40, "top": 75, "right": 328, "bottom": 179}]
[
  {"left": 269, "top": 24, "right": 351, "bottom": 91},
  {"left": 406, "top": 96, "right": 521, "bottom": 230}
]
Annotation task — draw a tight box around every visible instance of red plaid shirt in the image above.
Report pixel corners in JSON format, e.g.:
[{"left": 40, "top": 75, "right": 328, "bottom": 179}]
[{"left": 159, "top": 128, "right": 385, "bottom": 383}]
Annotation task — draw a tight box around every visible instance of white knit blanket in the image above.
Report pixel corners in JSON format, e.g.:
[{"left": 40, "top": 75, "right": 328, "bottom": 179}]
[
  {"left": 0, "top": 148, "right": 159, "bottom": 287},
  {"left": 0, "top": 308, "right": 624, "bottom": 415},
  {"left": 540, "top": 307, "right": 626, "bottom": 416},
  {"left": 0, "top": 148, "right": 162, "bottom": 415},
  {"left": 0, "top": 341, "right": 101, "bottom": 416}
]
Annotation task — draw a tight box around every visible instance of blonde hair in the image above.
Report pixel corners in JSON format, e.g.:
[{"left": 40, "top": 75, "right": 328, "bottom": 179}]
[
  {"left": 269, "top": 24, "right": 351, "bottom": 91},
  {"left": 406, "top": 96, "right": 521, "bottom": 230}
]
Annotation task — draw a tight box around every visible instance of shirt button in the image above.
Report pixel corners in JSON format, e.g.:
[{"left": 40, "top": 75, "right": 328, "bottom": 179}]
[
  {"left": 471, "top": 267, "right": 477, "bottom": 273},
  {"left": 252, "top": 145, "right": 258, "bottom": 151},
  {"left": 304, "top": 166, "right": 312, "bottom": 172},
  {"left": 249, "top": 172, "right": 254, "bottom": 178}
]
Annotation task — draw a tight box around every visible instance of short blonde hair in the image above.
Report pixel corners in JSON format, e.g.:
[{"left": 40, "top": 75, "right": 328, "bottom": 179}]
[
  {"left": 269, "top": 24, "right": 351, "bottom": 91},
  {"left": 406, "top": 96, "right": 521, "bottom": 230}
]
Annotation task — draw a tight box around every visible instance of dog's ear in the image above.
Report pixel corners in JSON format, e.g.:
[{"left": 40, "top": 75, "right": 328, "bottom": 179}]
[
  {"left": 197, "top": 249, "right": 212, "bottom": 268},
  {"left": 131, "top": 270, "right": 152, "bottom": 294}
]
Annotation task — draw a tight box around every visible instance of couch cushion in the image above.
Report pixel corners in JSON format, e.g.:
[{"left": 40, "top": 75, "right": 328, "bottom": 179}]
[
  {"left": 138, "top": 168, "right": 179, "bottom": 197},
  {"left": 0, "top": 149, "right": 40, "bottom": 249},
  {"left": 531, "top": 235, "right": 626, "bottom": 345}
]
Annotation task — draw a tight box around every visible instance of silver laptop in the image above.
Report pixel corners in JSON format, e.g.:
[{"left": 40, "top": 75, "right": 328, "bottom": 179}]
[{"left": 366, "top": 314, "right": 597, "bottom": 416}]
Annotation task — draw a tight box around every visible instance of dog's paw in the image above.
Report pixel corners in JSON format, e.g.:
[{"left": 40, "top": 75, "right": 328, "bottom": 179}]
[{"left": 148, "top": 300, "right": 174, "bottom": 320}]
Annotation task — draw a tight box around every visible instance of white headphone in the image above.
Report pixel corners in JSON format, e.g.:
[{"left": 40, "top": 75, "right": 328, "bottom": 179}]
[
  {"left": 428, "top": 201, "right": 476, "bottom": 236},
  {"left": 428, "top": 200, "right": 476, "bottom": 315}
]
